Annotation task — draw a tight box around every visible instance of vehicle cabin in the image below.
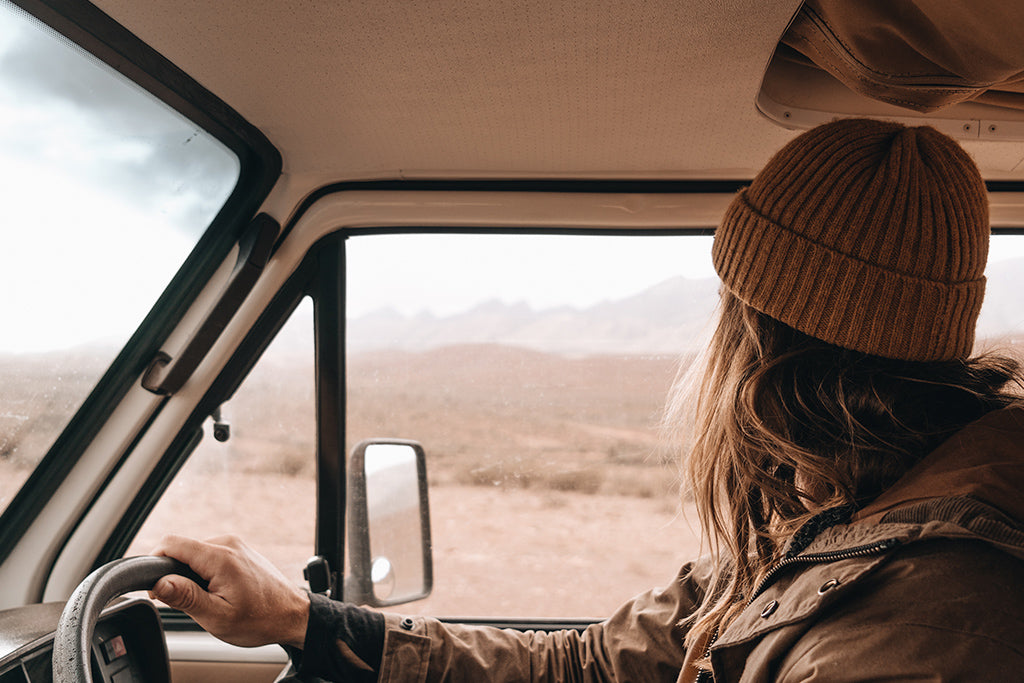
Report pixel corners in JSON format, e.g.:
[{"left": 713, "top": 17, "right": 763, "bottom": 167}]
[{"left": 0, "top": 1, "right": 1023, "bottom": 682}]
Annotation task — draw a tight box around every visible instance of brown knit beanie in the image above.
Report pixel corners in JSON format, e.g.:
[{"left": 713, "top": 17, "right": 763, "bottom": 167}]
[{"left": 712, "top": 118, "right": 989, "bottom": 361}]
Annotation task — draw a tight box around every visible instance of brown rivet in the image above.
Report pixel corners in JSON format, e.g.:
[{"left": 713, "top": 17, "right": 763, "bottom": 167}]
[
  {"left": 818, "top": 578, "right": 840, "bottom": 595},
  {"left": 760, "top": 599, "right": 779, "bottom": 618},
  {"left": 400, "top": 617, "right": 415, "bottom": 630}
]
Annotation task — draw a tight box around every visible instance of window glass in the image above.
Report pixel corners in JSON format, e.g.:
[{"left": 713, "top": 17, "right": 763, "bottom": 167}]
[
  {"left": 978, "top": 234, "right": 1024, "bottom": 363},
  {"left": 346, "top": 231, "right": 1024, "bottom": 618},
  {"left": 346, "top": 234, "right": 714, "bottom": 618},
  {"left": 128, "top": 299, "right": 316, "bottom": 582},
  {"left": 0, "top": 1, "right": 239, "bottom": 516}
]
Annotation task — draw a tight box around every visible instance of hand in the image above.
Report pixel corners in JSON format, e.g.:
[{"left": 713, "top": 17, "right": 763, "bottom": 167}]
[{"left": 149, "top": 534, "right": 310, "bottom": 649}]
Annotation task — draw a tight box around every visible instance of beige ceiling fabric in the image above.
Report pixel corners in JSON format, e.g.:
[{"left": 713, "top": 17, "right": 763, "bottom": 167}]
[
  {"left": 94, "top": 0, "right": 801, "bottom": 183},
  {"left": 92, "top": 0, "right": 1024, "bottom": 184}
]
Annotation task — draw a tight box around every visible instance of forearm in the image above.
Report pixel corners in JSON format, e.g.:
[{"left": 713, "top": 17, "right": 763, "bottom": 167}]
[{"left": 378, "top": 569, "right": 697, "bottom": 683}]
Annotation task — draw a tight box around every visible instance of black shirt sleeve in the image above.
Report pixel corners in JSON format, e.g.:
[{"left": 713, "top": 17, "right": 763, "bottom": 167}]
[{"left": 285, "top": 592, "right": 386, "bottom": 683}]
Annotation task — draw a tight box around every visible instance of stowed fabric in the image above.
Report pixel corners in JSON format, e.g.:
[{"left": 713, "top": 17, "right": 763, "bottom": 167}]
[
  {"left": 712, "top": 118, "right": 990, "bottom": 361},
  {"left": 779, "top": 1, "right": 1024, "bottom": 114},
  {"left": 294, "top": 404, "right": 1024, "bottom": 682}
]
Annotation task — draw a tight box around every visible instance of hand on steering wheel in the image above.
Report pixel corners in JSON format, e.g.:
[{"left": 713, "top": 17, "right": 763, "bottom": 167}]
[{"left": 53, "top": 535, "right": 311, "bottom": 683}]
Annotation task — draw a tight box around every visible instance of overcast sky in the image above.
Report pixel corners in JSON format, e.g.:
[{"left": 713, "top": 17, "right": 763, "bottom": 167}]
[{"left": 0, "top": 6, "right": 237, "bottom": 353}]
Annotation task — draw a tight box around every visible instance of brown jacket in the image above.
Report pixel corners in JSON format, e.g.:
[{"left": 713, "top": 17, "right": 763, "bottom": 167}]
[{"left": 375, "top": 406, "right": 1024, "bottom": 682}]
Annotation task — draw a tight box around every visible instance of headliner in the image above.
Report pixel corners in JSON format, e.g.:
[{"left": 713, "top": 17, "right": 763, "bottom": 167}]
[{"left": 91, "top": 0, "right": 1024, "bottom": 194}]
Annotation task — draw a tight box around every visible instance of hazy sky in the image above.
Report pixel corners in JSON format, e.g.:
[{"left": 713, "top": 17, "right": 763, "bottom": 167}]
[{"left": 345, "top": 233, "right": 720, "bottom": 318}]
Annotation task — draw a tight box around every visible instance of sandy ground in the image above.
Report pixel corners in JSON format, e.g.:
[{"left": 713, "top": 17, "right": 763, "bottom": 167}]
[
  {"left": 414, "top": 484, "right": 702, "bottom": 618},
  {"left": 128, "top": 472, "right": 702, "bottom": 619},
  {"left": 5, "top": 344, "right": 705, "bottom": 619}
]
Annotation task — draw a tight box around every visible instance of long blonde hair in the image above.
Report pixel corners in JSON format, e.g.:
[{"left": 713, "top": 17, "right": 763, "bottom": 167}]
[{"left": 670, "top": 289, "right": 1022, "bottom": 647}]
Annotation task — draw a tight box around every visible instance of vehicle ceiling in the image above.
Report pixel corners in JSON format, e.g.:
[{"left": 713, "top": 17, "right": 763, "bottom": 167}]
[{"left": 90, "top": 0, "right": 1024, "bottom": 193}]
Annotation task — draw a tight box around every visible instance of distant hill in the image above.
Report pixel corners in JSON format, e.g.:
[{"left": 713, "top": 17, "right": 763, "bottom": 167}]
[
  {"left": 347, "top": 275, "right": 720, "bottom": 355},
  {"left": 348, "top": 258, "right": 1024, "bottom": 355}
]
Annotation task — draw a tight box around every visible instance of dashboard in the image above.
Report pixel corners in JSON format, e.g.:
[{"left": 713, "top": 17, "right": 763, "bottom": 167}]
[{"left": 0, "top": 599, "right": 168, "bottom": 683}]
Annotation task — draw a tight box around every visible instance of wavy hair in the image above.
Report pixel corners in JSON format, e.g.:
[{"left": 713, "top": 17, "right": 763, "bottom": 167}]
[{"left": 668, "top": 289, "right": 1023, "bottom": 649}]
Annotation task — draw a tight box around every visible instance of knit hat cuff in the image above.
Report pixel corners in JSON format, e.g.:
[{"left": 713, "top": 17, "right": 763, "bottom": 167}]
[{"left": 712, "top": 191, "right": 986, "bottom": 361}]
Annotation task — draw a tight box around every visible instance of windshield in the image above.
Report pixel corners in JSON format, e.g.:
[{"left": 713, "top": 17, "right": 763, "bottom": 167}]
[{"left": 0, "top": 1, "right": 239, "bottom": 516}]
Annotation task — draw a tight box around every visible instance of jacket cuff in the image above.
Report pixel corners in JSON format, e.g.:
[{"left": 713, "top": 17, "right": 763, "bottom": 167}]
[
  {"left": 378, "top": 614, "right": 431, "bottom": 683},
  {"left": 288, "top": 592, "right": 385, "bottom": 682}
]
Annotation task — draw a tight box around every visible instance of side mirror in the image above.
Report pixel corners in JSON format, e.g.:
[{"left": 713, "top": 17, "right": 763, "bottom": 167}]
[{"left": 345, "top": 439, "right": 433, "bottom": 607}]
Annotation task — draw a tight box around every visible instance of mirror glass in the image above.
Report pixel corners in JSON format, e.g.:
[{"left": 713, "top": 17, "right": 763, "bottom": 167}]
[{"left": 364, "top": 443, "right": 428, "bottom": 603}]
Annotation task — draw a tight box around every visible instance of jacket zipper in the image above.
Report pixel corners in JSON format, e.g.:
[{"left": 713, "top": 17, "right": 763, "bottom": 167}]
[
  {"left": 694, "top": 626, "right": 719, "bottom": 683},
  {"left": 695, "top": 537, "right": 901, "bottom": 682},
  {"left": 746, "top": 537, "right": 902, "bottom": 606}
]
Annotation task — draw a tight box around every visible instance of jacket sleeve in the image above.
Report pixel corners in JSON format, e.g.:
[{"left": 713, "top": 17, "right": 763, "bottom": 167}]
[{"left": 374, "top": 561, "right": 706, "bottom": 683}]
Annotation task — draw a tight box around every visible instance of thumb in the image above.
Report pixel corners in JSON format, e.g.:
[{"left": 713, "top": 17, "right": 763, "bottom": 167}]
[{"left": 152, "top": 575, "right": 209, "bottom": 614}]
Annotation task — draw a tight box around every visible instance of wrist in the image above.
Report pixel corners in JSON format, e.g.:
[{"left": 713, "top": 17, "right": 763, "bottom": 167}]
[{"left": 281, "top": 588, "right": 311, "bottom": 649}]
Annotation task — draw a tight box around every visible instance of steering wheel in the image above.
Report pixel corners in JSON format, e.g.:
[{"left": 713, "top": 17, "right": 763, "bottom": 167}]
[{"left": 52, "top": 556, "right": 202, "bottom": 683}]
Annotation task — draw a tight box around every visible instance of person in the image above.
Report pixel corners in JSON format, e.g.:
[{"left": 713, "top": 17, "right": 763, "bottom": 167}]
[{"left": 151, "top": 118, "right": 1024, "bottom": 681}]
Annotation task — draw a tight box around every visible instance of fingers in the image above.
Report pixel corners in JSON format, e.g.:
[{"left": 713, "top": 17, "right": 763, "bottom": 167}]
[
  {"left": 147, "top": 534, "right": 310, "bottom": 648},
  {"left": 151, "top": 533, "right": 231, "bottom": 561},
  {"left": 150, "top": 534, "right": 245, "bottom": 587},
  {"left": 151, "top": 574, "right": 211, "bottom": 614},
  {"left": 150, "top": 534, "right": 210, "bottom": 575}
]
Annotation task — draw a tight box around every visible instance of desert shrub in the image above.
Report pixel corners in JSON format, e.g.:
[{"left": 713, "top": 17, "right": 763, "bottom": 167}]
[
  {"left": 600, "top": 464, "right": 679, "bottom": 499},
  {"left": 541, "top": 468, "right": 603, "bottom": 494},
  {"left": 454, "top": 462, "right": 534, "bottom": 489},
  {"left": 275, "top": 447, "right": 312, "bottom": 476},
  {"left": 604, "top": 442, "right": 651, "bottom": 465}
]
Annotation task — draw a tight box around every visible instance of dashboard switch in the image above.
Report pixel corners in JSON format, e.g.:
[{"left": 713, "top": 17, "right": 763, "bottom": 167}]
[{"left": 101, "top": 635, "right": 127, "bottom": 663}]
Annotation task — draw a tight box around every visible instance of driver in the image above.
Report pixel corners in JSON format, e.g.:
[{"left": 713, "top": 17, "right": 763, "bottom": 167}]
[{"left": 152, "top": 118, "right": 1024, "bottom": 681}]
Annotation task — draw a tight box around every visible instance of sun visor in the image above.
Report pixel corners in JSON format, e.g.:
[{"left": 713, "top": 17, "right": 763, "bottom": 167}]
[{"left": 758, "top": 0, "right": 1024, "bottom": 141}]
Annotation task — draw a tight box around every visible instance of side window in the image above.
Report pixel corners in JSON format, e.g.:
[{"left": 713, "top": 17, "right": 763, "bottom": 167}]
[
  {"left": 127, "top": 299, "right": 316, "bottom": 582},
  {"left": 980, "top": 235, "right": 1024, "bottom": 364},
  {"left": 345, "top": 234, "right": 714, "bottom": 617}
]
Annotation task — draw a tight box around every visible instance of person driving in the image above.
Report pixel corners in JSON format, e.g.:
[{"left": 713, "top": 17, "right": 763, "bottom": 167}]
[{"left": 151, "top": 118, "right": 1024, "bottom": 681}]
